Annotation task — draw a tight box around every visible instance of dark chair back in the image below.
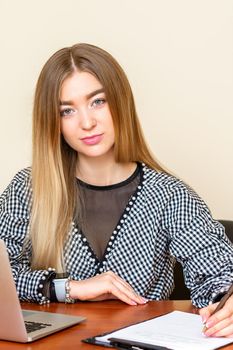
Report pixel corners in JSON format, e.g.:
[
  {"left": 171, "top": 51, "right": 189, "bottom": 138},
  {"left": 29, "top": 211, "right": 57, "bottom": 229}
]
[
  {"left": 220, "top": 220, "right": 233, "bottom": 243},
  {"left": 170, "top": 220, "right": 233, "bottom": 300}
]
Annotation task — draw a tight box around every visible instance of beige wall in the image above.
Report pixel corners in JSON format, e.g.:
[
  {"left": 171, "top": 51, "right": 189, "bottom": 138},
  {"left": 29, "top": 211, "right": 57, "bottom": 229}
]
[{"left": 0, "top": 0, "right": 232, "bottom": 219}]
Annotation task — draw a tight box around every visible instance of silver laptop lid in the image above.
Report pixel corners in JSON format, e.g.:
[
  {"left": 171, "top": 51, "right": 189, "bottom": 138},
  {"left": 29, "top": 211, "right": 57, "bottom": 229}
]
[
  {"left": 0, "top": 239, "right": 86, "bottom": 343},
  {"left": 0, "top": 239, "right": 28, "bottom": 342}
]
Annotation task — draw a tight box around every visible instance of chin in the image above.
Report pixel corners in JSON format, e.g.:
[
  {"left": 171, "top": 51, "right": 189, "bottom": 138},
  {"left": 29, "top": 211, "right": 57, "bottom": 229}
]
[{"left": 79, "top": 148, "right": 115, "bottom": 160}]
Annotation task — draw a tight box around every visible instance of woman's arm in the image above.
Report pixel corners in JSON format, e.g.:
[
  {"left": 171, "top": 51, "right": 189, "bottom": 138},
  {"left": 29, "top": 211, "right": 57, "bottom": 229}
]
[
  {"left": 165, "top": 182, "right": 233, "bottom": 308},
  {"left": 165, "top": 183, "right": 233, "bottom": 337},
  {"left": 0, "top": 168, "right": 55, "bottom": 303}
]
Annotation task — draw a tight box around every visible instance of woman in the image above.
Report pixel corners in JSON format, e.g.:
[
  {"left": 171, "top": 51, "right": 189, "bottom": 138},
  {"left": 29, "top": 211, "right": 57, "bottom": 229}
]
[{"left": 1, "top": 43, "right": 233, "bottom": 337}]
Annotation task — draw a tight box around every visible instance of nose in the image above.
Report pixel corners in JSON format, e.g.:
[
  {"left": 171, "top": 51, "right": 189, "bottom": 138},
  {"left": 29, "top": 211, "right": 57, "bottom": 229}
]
[{"left": 79, "top": 108, "right": 97, "bottom": 130}]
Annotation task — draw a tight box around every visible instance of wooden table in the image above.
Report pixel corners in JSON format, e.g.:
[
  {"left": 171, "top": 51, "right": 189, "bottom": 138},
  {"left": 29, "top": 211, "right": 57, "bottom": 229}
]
[{"left": 0, "top": 300, "right": 232, "bottom": 349}]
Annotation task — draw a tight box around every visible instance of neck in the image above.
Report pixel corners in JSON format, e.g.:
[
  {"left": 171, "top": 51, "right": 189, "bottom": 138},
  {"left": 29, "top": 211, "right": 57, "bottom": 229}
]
[{"left": 76, "top": 156, "right": 137, "bottom": 186}]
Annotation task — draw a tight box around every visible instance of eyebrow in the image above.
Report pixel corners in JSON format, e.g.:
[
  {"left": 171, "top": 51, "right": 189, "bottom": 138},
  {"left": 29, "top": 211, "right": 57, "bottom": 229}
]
[{"left": 59, "top": 88, "right": 105, "bottom": 106}]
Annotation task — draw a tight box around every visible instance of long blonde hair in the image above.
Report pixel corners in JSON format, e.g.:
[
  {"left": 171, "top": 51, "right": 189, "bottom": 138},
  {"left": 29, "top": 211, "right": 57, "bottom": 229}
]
[{"left": 30, "top": 43, "right": 164, "bottom": 271}]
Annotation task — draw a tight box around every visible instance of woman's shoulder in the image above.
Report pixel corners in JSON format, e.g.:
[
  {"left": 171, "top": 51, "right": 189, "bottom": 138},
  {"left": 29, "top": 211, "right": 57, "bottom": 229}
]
[
  {"left": 143, "top": 164, "right": 208, "bottom": 219},
  {"left": 12, "top": 167, "right": 31, "bottom": 184},
  {"left": 143, "top": 164, "right": 202, "bottom": 202},
  {"left": 0, "top": 167, "right": 32, "bottom": 212},
  {"left": 1, "top": 167, "right": 32, "bottom": 199},
  {"left": 143, "top": 165, "right": 184, "bottom": 189}
]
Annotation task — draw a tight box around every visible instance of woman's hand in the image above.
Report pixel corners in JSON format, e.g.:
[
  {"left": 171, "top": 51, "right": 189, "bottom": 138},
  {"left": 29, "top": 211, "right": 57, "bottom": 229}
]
[
  {"left": 200, "top": 294, "right": 233, "bottom": 337},
  {"left": 69, "top": 271, "right": 148, "bottom": 306}
]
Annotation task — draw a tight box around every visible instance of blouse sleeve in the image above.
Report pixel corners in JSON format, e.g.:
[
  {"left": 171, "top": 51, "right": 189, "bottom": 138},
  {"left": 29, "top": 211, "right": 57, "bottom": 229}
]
[
  {"left": 0, "top": 169, "right": 55, "bottom": 303},
  {"left": 163, "top": 181, "right": 233, "bottom": 308}
]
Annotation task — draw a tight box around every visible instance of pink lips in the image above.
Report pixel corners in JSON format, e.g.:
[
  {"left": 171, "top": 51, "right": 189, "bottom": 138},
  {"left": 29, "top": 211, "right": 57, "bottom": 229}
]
[{"left": 81, "top": 134, "right": 103, "bottom": 145}]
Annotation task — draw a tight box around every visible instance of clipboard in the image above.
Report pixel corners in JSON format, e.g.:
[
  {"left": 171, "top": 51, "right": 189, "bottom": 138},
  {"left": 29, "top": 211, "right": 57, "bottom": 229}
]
[
  {"left": 83, "top": 330, "right": 115, "bottom": 348},
  {"left": 109, "top": 338, "right": 170, "bottom": 349},
  {"left": 83, "top": 330, "right": 170, "bottom": 349},
  {"left": 82, "top": 313, "right": 167, "bottom": 349},
  {"left": 82, "top": 311, "right": 233, "bottom": 350}
]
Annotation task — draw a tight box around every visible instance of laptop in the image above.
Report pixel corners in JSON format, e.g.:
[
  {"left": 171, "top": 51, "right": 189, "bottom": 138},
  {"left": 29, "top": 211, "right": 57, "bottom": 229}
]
[{"left": 0, "top": 239, "right": 86, "bottom": 342}]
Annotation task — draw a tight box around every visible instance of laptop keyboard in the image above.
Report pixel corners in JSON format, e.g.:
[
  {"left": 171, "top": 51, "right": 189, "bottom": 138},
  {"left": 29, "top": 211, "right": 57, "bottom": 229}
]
[{"left": 25, "top": 321, "right": 52, "bottom": 333}]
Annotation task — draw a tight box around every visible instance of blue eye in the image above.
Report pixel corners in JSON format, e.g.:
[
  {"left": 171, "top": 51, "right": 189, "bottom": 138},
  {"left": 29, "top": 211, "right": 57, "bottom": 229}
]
[
  {"left": 60, "top": 108, "right": 74, "bottom": 117},
  {"left": 92, "top": 98, "right": 106, "bottom": 107}
]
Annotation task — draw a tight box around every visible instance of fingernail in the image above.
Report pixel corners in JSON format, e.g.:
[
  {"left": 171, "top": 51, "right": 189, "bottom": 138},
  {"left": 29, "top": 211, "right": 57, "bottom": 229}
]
[
  {"left": 131, "top": 301, "right": 137, "bottom": 305},
  {"left": 201, "top": 315, "right": 207, "bottom": 323},
  {"left": 202, "top": 326, "right": 207, "bottom": 335},
  {"left": 142, "top": 298, "right": 148, "bottom": 303}
]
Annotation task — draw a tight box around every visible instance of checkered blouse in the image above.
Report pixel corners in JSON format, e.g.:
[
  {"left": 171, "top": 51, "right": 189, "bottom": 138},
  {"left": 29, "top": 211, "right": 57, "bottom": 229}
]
[{"left": 0, "top": 164, "right": 233, "bottom": 307}]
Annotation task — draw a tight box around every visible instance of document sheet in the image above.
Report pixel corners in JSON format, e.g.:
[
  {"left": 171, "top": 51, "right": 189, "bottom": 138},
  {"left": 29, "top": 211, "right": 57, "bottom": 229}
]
[{"left": 96, "top": 311, "right": 233, "bottom": 350}]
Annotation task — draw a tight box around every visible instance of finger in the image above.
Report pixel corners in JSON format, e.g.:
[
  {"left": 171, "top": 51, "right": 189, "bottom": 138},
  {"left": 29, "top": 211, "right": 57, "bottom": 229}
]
[
  {"left": 204, "top": 315, "right": 233, "bottom": 336},
  {"left": 199, "top": 303, "right": 218, "bottom": 324},
  {"left": 111, "top": 279, "right": 147, "bottom": 304},
  {"left": 112, "top": 278, "right": 146, "bottom": 302},
  {"left": 226, "top": 333, "right": 233, "bottom": 338},
  {"left": 113, "top": 277, "right": 143, "bottom": 298},
  {"left": 210, "top": 322, "right": 233, "bottom": 337},
  {"left": 104, "top": 272, "right": 148, "bottom": 303},
  {"left": 110, "top": 284, "right": 142, "bottom": 305},
  {"left": 112, "top": 275, "right": 133, "bottom": 291},
  {"left": 204, "top": 302, "right": 233, "bottom": 332},
  {"left": 105, "top": 271, "right": 135, "bottom": 292},
  {"left": 102, "top": 271, "right": 131, "bottom": 292}
]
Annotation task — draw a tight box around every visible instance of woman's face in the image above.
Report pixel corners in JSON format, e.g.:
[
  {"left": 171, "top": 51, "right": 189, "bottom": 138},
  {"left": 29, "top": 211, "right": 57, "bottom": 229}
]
[{"left": 60, "top": 71, "right": 115, "bottom": 163}]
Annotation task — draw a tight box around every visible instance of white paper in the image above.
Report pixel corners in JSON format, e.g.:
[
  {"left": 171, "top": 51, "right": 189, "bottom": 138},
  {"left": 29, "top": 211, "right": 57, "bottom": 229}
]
[{"left": 96, "top": 311, "right": 233, "bottom": 350}]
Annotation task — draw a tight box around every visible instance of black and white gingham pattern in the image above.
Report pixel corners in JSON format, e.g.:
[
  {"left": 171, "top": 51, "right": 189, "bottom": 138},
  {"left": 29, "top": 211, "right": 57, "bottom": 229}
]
[{"left": 1, "top": 165, "right": 233, "bottom": 307}]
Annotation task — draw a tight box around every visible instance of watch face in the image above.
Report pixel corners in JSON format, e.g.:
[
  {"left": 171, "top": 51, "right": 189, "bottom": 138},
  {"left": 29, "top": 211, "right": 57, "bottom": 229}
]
[{"left": 55, "top": 272, "right": 69, "bottom": 279}]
